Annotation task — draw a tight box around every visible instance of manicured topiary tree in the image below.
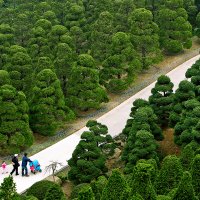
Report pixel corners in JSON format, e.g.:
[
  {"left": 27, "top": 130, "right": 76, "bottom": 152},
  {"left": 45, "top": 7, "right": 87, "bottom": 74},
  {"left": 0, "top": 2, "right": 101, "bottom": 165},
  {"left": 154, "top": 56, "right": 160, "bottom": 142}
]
[
  {"left": 101, "top": 169, "right": 130, "bottom": 200},
  {"left": 68, "top": 130, "right": 107, "bottom": 184},
  {"left": 180, "top": 143, "right": 195, "bottom": 170},
  {"left": 131, "top": 163, "right": 157, "bottom": 200},
  {"left": 44, "top": 184, "right": 66, "bottom": 200},
  {"left": 122, "top": 106, "right": 162, "bottom": 174},
  {"left": 90, "top": 11, "right": 114, "bottom": 63},
  {"left": 0, "top": 24, "right": 14, "bottom": 70},
  {"left": 70, "top": 183, "right": 90, "bottom": 200},
  {"left": 149, "top": 75, "right": 174, "bottom": 127},
  {"left": 28, "top": 19, "right": 52, "bottom": 60},
  {"left": 30, "top": 69, "right": 74, "bottom": 136},
  {"left": 169, "top": 80, "right": 195, "bottom": 127},
  {"left": 0, "top": 85, "right": 34, "bottom": 154},
  {"left": 91, "top": 176, "right": 107, "bottom": 200},
  {"left": 123, "top": 130, "right": 159, "bottom": 173},
  {"left": 86, "top": 120, "right": 115, "bottom": 156},
  {"left": 130, "top": 106, "right": 163, "bottom": 140},
  {"left": 172, "top": 171, "right": 197, "bottom": 200},
  {"left": 78, "top": 186, "right": 95, "bottom": 200},
  {"left": 129, "top": 8, "right": 162, "bottom": 69},
  {"left": 54, "top": 42, "right": 75, "bottom": 95},
  {"left": 185, "top": 59, "right": 200, "bottom": 99},
  {"left": 174, "top": 99, "right": 200, "bottom": 146},
  {"left": 5, "top": 45, "right": 32, "bottom": 94},
  {"left": 0, "top": 176, "right": 17, "bottom": 200},
  {"left": 137, "top": 159, "right": 158, "bottom": 186},
  {"left": 35, "top": 56, "right": 54, "bottom": 73},
  {"left": 156, "top": 155, "right": 183, "bottom": 195},
  {"left": 0, "top": 70, "right": 10, "bottom": 86},
  {"left": 100, "top": 32, "right": 141, "bottom": 92},
  {"left": 156, "top": 4, "right": 192, "bottom": 54},
  {"left": 122, "top": 99, "right": 150, "bottom": 137},
  {"left": 76, "top": 54, "right": 96, "bottom": 69},
  {"left": 67, "top": 65, "right": 108, "bottom": 111},
  {"left": 26, "top": 180, "right": 58, "bottom": 200},
  {"left": 191, "top": 154, "right": 200, "bottom": 199}
]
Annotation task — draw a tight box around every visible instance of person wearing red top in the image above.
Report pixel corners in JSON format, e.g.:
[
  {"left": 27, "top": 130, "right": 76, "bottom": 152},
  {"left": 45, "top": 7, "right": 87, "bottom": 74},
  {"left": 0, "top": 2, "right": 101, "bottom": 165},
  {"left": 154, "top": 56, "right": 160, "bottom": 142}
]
[{"left": 1, "top": 161, "right": 8, "bottom": 174}]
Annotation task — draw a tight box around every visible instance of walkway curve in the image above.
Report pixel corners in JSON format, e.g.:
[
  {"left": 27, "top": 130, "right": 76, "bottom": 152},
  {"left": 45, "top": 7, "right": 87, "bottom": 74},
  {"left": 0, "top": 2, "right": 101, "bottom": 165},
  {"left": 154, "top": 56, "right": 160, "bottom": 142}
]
[{"left": 0, "top": 55, "right": 200, "bottom": 193}]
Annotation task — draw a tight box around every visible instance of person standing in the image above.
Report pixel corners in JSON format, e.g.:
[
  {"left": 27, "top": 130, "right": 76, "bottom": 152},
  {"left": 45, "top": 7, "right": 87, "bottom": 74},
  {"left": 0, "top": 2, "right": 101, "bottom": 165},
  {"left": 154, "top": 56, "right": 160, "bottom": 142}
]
[
  {"left": 22, "top": 153, "right": 32, "bottom": 177},
  {"left": 10, "top": 154, "right": 20, "bottom": 176},
  {"left": 1, "top": 161, "right": 8, "bottom": 174}
]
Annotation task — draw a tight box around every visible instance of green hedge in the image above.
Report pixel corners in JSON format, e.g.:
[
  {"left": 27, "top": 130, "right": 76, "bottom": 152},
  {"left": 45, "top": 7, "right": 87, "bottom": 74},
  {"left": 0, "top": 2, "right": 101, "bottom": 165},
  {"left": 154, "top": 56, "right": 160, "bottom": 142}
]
[{"left": 26, "top": 180, "right": 58, "bottom": 200}]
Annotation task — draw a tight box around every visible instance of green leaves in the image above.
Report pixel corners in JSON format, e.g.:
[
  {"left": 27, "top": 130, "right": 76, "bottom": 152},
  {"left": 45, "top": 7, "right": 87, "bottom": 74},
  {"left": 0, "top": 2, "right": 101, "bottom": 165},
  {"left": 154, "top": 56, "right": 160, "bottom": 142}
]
[
  {"left": 101, "top": 169, "right": 130, "bottom": 200},
  {"left": 0, "top": 176, "right": 17, "bottom": 200},
  {"left": 30, "top": 69, "right": 74, "bottom": 136},
  {"left": 68, "top": 121, "right": 111, "bottom": 184},
  {"left": 149, "top": 75, "right": 174, "bottom": 127},
  {"left": 0, "top": 84, "right": 33, "bottom": 154}
]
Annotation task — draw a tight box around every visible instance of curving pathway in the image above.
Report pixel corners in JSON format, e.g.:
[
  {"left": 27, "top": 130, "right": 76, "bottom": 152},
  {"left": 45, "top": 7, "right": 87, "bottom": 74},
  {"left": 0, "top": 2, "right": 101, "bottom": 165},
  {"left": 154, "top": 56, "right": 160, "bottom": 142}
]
[{"left": 0, "top": 55, "right": 200, "bottom": 193}]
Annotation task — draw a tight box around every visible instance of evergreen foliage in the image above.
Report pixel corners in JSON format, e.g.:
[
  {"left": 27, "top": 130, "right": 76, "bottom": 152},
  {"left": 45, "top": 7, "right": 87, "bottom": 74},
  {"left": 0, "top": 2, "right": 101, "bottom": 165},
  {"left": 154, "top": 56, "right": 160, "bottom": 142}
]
[
  {"left": 30, "top": 69, "right": 74, "bottom": 136},
  {"left": 86, "top": 120, "right": 115, "bottom": 156},
  {"left": 67, "top": 61, "right": 108, "bottom": 111},
  {"left": 156, "top": 155, "right": 183, "bottom": 195},
  {"left": 185, "top": 59, "right": 200, "bottom": 98},
  {"left": 68, "top": 127, "right": 107, "bottom": 184},
  {"left": 123, "top": 130, "right": 159, "bottom": 173},
  {"left": 191, "top": 154, "right": 200, "bottom": 199},
  {"left": 122, "top": 106, "right": 162, "bottom": 173},
  {"left": 100, "top": 32, "right": 141, "bottom": 92},
  {"left": 77, "top": 186, "right": 95, "bottom": 200},
  {"left": 70, "top": 183, "right": 90, "bottom": 200},
  {"left": 172, "top": 171, "right": 197, "bottom": 200},
  {"left": 91, "top": 176, "right": 107, "bottom": 200},
  {"left": 91, "top": 11, "right": 115, "bottom": 62},
  {"left": 156, "top": 1, "right": 192, "bottom": 53},
  {"left": 180, "top": 143, "right": 195, "bottom": 170},
  {"left": 0, "top": 176, "right": 17, "bottom": 200},
  {"left": 131, "top": 162, "right": 157, "bottom": 200},
  {"left": 122, "top": 98, "right": 150, "bottom": 137},
  {"left": 174, "top": 99, "right": 200, "bottom": 146},
  {"left": 101, "top": 169, "right": 130, "bottom": 200},
  {"left": 169, "top": 80, "right": 195, "bottom": 127},
  {"left": 4, "top": 45, "right": 32, "bottom": 94},
  {"left": 0, "top": 70, "right": 10, "bottom": 86},
  {"left": 26, "top": 180, "right": 58, "bottom": 200},
  {"left": 0, "top": 84, "right": 33, "bottom": 154},
  {"left": 149, "top": 75, "right": 174, "bottom": 126},
  {"left": 129, "top": 8, "right": 162, "bottom": 69},
  {"left": 44, "top": 184, "right": 65, "bottom": 200}
]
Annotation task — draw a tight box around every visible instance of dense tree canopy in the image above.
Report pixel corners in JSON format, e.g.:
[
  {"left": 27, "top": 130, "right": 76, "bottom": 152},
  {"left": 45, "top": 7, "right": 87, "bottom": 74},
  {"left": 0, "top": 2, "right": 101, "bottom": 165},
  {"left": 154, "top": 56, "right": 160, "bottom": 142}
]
[
  {"left": 0, "top": 84, "right": 33, "bottom": 155},
  {"left": 149, "top": 75, "right": 174, "bottom": 127}
]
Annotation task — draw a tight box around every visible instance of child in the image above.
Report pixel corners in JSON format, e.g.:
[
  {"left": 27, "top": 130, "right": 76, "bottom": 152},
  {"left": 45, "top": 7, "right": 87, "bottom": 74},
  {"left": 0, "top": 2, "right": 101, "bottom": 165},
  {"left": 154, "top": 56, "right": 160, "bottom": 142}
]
[
  {"left": 30, "top": 162, "right": 35, "bottom": 174},
  {"left": 2, "top": 161, "right": 8, "bottom": 174}
]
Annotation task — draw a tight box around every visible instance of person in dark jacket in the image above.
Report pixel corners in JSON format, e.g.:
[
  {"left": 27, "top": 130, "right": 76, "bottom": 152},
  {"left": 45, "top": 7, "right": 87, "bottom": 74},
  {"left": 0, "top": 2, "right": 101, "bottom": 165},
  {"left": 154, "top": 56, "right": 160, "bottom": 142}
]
[
  {"left": 22, "top": 153, "right": 32, "bottom": 177},
  {"left": 10, "top": 154, "right": 20, "bottom": 176}
]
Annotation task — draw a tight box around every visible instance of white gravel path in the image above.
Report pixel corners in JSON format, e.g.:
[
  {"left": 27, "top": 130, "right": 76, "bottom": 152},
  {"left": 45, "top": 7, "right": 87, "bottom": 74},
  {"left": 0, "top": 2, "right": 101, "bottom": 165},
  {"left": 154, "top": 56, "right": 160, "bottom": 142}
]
[{"left": 0, "top": 54, "right": 200, "bottom": 194}]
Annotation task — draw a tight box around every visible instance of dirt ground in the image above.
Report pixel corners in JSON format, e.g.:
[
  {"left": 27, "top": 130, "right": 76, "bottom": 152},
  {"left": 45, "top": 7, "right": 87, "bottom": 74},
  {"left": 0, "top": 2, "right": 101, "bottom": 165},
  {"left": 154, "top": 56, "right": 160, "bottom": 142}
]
[{"left": 158, "top": 128, "right": 181, "bottom": 157}]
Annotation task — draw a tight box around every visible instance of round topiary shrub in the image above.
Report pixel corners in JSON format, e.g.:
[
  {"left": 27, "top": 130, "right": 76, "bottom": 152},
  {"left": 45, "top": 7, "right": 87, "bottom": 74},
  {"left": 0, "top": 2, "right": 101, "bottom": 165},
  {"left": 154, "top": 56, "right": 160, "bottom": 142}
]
[
  {"left": 70, "top": 183, "right": 90, "bottom": 200},
  {"left": 26, "top": 180, "right": 58, "bottom": 200},
  {"left": 44, "top": 184, "right": 66, "bottom": 200}
]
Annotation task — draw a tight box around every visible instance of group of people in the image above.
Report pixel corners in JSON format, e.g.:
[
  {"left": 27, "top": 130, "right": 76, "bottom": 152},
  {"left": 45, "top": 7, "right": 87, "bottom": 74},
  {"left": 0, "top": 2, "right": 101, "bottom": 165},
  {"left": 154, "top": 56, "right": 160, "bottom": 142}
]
[{"left": 1, "top": 153, "right": 32, "bottom": 177}]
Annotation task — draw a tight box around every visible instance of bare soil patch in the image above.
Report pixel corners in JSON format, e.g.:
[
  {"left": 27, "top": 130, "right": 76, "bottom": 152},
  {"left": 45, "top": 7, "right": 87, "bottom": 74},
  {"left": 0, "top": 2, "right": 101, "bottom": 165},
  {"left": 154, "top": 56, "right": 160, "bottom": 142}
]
[{"left": 158, "top": 128, "right": 181, "bottom": 157}]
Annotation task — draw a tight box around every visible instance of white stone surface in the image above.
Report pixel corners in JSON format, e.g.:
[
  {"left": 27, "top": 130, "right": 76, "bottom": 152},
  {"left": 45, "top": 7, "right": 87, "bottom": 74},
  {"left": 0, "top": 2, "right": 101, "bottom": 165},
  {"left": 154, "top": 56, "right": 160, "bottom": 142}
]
[{"left": 0, "top": 55, "right": 200, "bottom": 193}]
